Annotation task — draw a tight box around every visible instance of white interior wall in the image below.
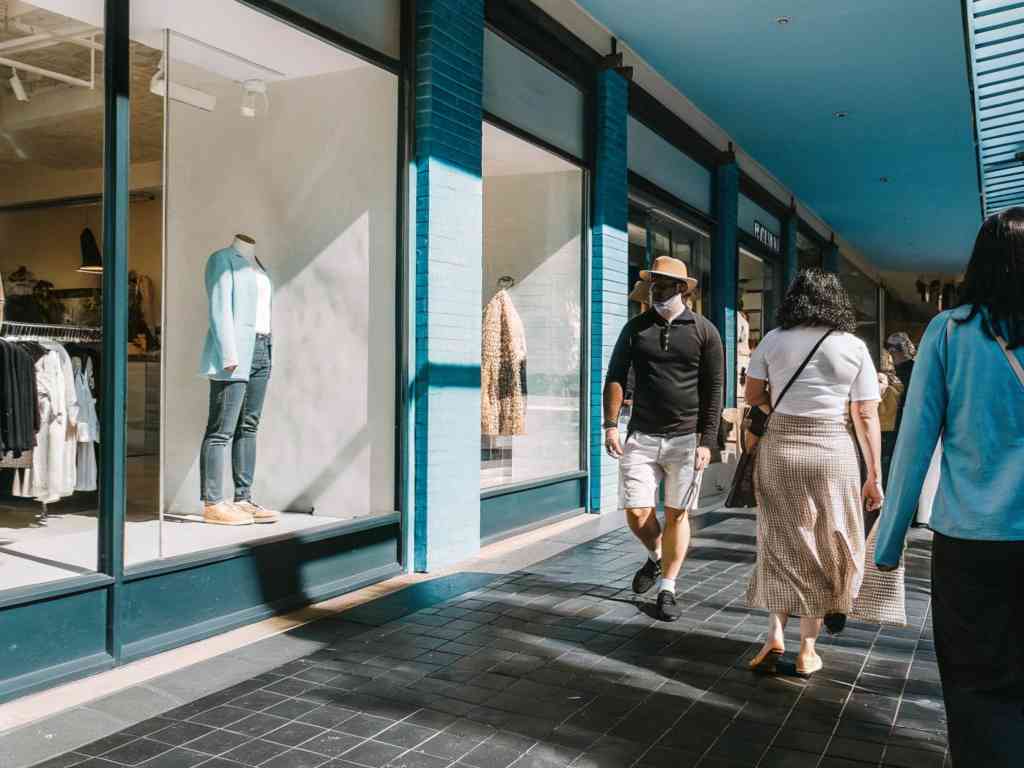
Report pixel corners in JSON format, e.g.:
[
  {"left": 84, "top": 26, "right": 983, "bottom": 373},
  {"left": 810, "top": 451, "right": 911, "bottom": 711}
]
[{"left": 162, "top": 63, "right": 397, "bottom": 519}]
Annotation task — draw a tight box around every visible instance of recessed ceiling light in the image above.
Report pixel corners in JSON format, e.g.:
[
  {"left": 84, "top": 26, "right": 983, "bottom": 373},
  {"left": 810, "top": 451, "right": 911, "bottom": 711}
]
[
  {"left": 775, "top": 16, "right": 792, "bottom": 25},
  {"left": 833, "top": 110, "right": 849, "bottom": 119}
]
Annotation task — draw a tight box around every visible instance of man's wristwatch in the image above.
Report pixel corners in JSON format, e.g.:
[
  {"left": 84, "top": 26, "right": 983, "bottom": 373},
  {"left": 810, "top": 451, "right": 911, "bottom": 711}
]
[{"left": 602, "top": 420, "right": 618, "bottom": 430}]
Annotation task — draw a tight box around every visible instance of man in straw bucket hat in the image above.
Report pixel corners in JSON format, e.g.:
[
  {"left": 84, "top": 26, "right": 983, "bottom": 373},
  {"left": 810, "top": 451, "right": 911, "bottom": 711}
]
[{"left": 604, "top": 256, "right": 724, "bottom": 621}]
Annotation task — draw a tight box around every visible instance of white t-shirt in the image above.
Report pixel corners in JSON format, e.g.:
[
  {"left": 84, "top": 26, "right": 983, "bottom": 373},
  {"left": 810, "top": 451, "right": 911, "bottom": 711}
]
[
  {"left": 254, "top": 269, "right": 272, "bottom": 335},
  {"left": 747, "top": 326, "right": 880, "bottom": 418}
]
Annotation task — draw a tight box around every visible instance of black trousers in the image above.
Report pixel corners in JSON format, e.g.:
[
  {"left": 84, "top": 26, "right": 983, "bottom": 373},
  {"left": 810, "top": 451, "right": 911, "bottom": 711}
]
[{"left": 931, "top": 532, "right": 1024, "bottom": 766}]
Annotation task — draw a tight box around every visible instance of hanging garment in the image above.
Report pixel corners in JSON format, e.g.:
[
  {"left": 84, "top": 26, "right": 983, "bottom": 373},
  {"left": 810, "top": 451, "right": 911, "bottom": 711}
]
[
  {"left": 49, "top": 342, "right": 79, "bottom": 496},
  {"left": 481, "top": 289, "right": 528, "bottom": 437},
  {"left": 18, "top": 350, "right": 66, "bottom": 504},
  {"left": 74, "top": 356, "right": 99, "bottom": 491}
]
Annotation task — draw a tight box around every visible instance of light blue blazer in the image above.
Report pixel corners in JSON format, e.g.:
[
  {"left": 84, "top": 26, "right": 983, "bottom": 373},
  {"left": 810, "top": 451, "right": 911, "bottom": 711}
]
[{"left": 198, "top": 247, "right": 265, "bottom": 382}]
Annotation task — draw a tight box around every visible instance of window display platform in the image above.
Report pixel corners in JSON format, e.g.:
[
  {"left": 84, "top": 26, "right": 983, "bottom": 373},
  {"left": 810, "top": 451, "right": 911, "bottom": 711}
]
[{"left": 0, "top": 507, "right": 360, "bottom": 590}]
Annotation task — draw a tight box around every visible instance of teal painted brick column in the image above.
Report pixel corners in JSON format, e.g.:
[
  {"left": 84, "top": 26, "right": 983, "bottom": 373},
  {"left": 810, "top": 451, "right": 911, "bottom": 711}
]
[
  {"left": 413, "top": 0, "right": 484, "bottom": 571},
  {"left": 710, "top": 155, "right": 739, "bottom": 408},
  {"left": 782, "top": 210, "right": 798, "bottom": 291},
  {"left": 589, "top": 68, "right": 629, "bottom": 514},
  {"left": 823, "top": 238, "right": 840, "bottom": 274}
]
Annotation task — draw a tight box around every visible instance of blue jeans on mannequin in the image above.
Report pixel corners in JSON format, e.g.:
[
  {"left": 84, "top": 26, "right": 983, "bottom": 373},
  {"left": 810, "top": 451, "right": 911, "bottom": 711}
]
[{"left": 200, "top": 335, "right": 271, "bottom": 504}]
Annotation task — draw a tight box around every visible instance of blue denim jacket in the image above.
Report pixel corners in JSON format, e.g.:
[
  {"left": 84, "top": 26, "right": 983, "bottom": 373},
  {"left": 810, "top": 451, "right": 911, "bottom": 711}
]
[{"left": 875, "top": 306, "right": 1024, "bottom": 567}]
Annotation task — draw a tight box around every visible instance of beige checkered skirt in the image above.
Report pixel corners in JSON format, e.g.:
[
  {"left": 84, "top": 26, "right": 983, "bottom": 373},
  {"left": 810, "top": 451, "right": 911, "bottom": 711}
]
[{"left": 747, "top": 414, "right": 865, "bottom": 617}]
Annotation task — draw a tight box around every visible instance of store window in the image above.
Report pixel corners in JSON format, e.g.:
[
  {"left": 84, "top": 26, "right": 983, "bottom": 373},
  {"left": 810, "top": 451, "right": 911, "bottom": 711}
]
[
  {"left": 628, "top": 202, "right": 711, "bottom": 317},
  {"left": 797, "top": 230, "right": 823, "bottom": 272},
  {"left": 481, "top": 123, "right": 584, "bottom": 490},
  {"left": 737, "top": 248, "right": 778, "bottom": 411},
  {"left": 124, "top": 1, "right": 398, "bottom": 563},
  {"left": 627, "top": 205, "right": 650, "bottom": 318},
  {"left": 0, "top": 1, "right": 106, "bottom": 589},
  {"left": 840, "top": 258, "right": 881, "bottom": 363}
]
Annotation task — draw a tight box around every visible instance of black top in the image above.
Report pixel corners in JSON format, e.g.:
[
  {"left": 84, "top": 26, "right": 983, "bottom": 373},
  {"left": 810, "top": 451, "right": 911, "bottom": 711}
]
[
  {"left": 607, "top": 309, "right": 725, "bottom": 447},
  {"left": 893, "top": 359, "right": 915, "bottom": 434}
]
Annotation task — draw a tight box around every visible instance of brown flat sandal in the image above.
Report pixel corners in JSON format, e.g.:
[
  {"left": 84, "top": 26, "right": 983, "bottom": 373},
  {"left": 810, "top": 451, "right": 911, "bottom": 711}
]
[{"left": 749, "top": 647, "right": 784, "bottom": 674}]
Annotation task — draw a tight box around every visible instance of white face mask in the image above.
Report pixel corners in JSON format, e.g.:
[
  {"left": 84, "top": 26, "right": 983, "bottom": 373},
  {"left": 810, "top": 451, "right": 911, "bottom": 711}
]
[{"left": 653, "top": 293, "right": 684, "bottom": 319}]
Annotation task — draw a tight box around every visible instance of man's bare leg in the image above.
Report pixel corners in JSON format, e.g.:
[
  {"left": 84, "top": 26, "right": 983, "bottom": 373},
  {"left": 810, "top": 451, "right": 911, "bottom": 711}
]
[
  {"left": 626, "top": 506, "right": 661, "bottom": 553},
  {"left": 626, "top": 506, "right": 662, "bottom": 594},
  {"left": 652, "top": 506, "right": 690, "bottom": 621},
  {"left": 661, "top": 506, "right": 690, "bottom": 580}
]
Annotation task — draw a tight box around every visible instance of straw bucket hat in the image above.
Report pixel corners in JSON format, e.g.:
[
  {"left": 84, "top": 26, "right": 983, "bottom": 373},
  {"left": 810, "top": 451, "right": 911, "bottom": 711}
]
[{"left": 640, "top": 255, "right": 698, "bottom": 289}]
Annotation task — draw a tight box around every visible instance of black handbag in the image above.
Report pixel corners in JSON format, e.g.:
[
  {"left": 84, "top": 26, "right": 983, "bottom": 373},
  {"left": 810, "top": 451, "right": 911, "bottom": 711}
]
[{"left": 724, "top": 330, "right": 833, "bottom": 509}]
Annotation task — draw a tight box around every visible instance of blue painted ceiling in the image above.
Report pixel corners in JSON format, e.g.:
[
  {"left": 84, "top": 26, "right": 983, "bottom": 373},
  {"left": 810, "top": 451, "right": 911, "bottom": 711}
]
[{"left": 576, "top": 0, "right": 982, "bottom": 273}]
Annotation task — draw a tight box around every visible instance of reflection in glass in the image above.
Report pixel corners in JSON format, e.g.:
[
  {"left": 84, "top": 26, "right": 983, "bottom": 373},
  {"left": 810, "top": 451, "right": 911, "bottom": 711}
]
[
  {"left": 627, "top": 203, "right": 711, "bottom": 317},
  {"left": 840, "top": 258, "right": 880, "bottom": 363},
  {"left": 0, "top": 1, "right": 105, "bottom": 588},
  {"left": 797, "top": 230, "right": 823, "bottom": 273},
  {"left": 738, "top": 248, "right": 780, "bottom": 413},
  {"left": 481, "top": 123, "right": 583, "bottom": 489}
]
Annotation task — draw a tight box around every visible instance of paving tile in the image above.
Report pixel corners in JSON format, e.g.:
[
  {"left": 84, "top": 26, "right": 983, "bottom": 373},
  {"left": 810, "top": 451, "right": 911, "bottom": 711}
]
[
  {"left": 260, "top": 748, "right": 331, "bottom": 768},
  {"left": 135, "top": 748, "right": 209, "bottom": 768},
  {"left": 297, "top": 707, "right": 359, "bottom": 731},
  {"left": 183, "top": 729, "right": 250, "bottom": 756},
  {"left": 99, "top": 738, "right": 172, "bottom": 765},
  {"left": 221, "top": 738, "right": 291, "bottom": 766},
  {"left": 263, "top": 723, "right": 327, "bottom": 749},
  {"left": 384, "top": 752, "right": 450, "bottom": 768},
  {"left": 294, "top": 732, "right": 364, "bottom": 760},
  {"left": 336, "top": 739, "right": 403, "bottom": 767},
  {"left": 227, "top": 714, "right": 293, "bottom": 739},
  {"left": 148, "top": 722, "right": 215, "bottom": 748}
]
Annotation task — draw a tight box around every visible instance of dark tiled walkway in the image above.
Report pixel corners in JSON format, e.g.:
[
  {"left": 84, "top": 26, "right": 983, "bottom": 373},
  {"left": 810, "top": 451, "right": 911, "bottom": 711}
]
[{"left": 31, "top": 510, "right": 946, "bottom": 768}]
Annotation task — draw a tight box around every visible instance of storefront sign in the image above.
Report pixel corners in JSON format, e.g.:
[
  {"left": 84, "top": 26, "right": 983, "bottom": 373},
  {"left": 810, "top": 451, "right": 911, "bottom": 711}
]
[{"left": 753, "top": 221, "right": 781, "bottom": 254}]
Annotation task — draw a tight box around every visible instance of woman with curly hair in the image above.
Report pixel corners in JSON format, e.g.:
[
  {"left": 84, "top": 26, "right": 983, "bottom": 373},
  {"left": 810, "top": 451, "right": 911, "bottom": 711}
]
[
  {"left": 743, "top": 269, "right": 885, "bottom": 677},
  {"left": 876, "top": 208, "right": 1024, "bottom": 766}
]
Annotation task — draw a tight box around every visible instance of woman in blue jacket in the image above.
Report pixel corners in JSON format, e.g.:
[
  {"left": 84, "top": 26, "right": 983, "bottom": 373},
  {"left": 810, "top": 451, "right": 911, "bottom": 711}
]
[{"left": 875, "top": 208, "right": 1024, "bottom": 766}]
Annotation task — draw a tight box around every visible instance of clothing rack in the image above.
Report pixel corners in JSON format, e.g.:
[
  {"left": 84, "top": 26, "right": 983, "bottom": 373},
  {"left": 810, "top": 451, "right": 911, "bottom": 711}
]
[
  {"left": 0, "top": 322, "right": 101, "bottom": 522},
  {"left": 1, "top": 321, "right": 102, "bottom": 342}
]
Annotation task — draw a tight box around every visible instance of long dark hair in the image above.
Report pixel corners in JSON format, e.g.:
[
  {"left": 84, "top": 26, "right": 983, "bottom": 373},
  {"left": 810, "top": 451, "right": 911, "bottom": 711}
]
[
  {"left": 956, "top": 208, "right": 1024, "bottom": 348},
  {"left": 776, "top": 268, "right": 858, "bottom": 333}
]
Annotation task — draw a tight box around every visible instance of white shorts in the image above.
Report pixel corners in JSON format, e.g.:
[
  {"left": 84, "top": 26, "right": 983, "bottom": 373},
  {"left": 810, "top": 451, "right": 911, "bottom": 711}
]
[{"left": 619, "top": 431, "right": 699, "bottom": 511}]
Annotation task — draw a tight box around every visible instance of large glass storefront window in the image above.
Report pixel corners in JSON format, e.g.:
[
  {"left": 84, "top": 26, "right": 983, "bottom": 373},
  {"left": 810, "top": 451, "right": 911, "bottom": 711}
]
[
  {"left": 840, "top": 258, "right": 881, "bottom": 363},
  {"left": 0, "top": 1, "right": 105, "bottom": 589},
  {"left": 480, "top": 123, "right": 583, "bottom": 490},
  {"left": 125, "top": 1, "right": 398, "bottom": 563},
  {"left": 737, "top": 248, "right": 778, "bottom": 411},
  {"left": 627, "top": 205, "right": 649, "bottom": 318},
  {"left": 627, "top": 202, "right": 711, "bottom": 317},
  {"left": 797, "top": 229, "right": 823, "bottom": 272}
]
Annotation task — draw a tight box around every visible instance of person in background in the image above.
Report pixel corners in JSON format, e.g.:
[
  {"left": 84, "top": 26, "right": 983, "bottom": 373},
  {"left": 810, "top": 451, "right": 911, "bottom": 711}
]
[
  {"left": 604, "top": 257, "right": 724, "bottom": 622},
  {"left": 877, "top": 350, "right": 904, "bottom": 487},
  {"left": 876, "top": 208, "right": 1024, "bottom": 767},
  {"left": 744, "top": 269, "right": 883, "bottom": 678},
  {"left": 884, "top": 331, "right": 917, "bottom": 437}
]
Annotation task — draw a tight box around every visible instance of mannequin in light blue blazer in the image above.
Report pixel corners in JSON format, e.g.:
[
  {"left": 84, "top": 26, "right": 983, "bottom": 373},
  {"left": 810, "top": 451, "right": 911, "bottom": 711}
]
[
  {"left": 199, "top": 246, "right": 261, "bottom": 380},
  {"left": 198, "top": 236, "right": 278, "bottom": 525}
]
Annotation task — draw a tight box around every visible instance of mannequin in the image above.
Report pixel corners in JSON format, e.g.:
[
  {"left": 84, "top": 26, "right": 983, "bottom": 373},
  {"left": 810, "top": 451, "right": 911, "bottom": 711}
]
[{"left": 197, "top": 234, "right": 279, "bottom": 526}]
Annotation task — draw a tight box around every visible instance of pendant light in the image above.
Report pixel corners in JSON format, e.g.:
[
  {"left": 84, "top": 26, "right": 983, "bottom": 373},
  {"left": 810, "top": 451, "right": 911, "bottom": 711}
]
[{"left": 78, "top": 227, "right": 102, "bottom": 273}]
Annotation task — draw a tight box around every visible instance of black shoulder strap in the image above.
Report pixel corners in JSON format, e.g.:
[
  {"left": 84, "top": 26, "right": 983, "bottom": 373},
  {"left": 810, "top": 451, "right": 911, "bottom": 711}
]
[{"left": 771, "top": 330, "right": 833, "bottom": 412}]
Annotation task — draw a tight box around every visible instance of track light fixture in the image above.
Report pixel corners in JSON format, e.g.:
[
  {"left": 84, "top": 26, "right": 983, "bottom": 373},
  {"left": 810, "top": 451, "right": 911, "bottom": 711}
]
[
  {"left": 9, "top": 68, "right": 28, "bottom": 102},
  {"left": 240, "top": 79, "right": 268, "bottom": 118}
]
